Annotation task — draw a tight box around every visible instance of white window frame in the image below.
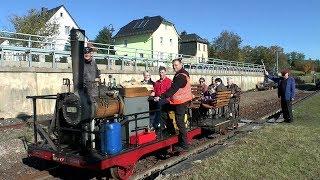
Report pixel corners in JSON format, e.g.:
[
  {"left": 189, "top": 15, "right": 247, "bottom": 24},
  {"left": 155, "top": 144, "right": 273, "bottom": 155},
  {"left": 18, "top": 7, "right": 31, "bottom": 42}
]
[{"left": 65, "top": 26, "right": 70, "bottom": 35}]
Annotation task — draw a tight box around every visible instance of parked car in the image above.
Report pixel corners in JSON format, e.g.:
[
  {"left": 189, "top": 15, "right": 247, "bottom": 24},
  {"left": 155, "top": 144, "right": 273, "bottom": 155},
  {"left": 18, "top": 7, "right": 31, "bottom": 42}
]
[
  {"left": 256, "top": 79, "right": 278, "bottom": 91},
  {"left": 316, "top": 79, "right": 320, "bottom": 89}
]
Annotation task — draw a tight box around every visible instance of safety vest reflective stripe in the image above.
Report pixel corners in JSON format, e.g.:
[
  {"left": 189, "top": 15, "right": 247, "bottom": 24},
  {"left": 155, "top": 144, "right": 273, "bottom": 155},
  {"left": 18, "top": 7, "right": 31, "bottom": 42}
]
[{"left": 169, "top": 73, "right": 193, "bottom": 105}]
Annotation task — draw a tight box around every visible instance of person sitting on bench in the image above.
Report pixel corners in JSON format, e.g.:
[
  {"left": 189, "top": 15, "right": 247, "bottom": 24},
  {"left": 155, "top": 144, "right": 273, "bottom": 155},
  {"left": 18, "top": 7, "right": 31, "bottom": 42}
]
[{"left": 214, "top": 78, "right": 227, "bottom": 92}]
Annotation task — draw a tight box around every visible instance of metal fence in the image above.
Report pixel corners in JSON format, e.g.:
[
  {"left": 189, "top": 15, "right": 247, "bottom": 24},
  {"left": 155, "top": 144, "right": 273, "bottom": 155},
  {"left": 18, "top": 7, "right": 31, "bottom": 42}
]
[{"left": 0, "top": 30, "right": 264, "bottom": 74}]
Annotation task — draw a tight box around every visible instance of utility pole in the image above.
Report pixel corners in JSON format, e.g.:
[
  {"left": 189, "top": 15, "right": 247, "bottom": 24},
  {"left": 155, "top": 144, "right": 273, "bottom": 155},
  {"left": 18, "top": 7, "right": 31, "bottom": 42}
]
[
  {"left": 276, "top": 51, "right": 279, "bottom": 74},
  {"left": 275, "top": 49, "right": 282, "bottom": 74}
]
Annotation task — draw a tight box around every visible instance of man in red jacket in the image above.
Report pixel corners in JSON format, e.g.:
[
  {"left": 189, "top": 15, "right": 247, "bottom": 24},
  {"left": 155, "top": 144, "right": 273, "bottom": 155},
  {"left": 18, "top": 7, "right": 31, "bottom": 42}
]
[{"left": 151, "top": 66, "right": 172, "bottom": 130}]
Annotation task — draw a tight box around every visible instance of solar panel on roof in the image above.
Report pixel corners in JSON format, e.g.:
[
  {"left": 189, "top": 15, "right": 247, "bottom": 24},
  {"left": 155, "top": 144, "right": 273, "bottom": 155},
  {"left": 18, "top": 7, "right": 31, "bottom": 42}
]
[
  {"left": 133, "top": 21, "right": 140, "bottom": 29},
  {"left": 142, "top": 20, "right": 149, "bottom": 28},
  {"left": 136, "top": 20, "right": 145, "bottom": 29}
]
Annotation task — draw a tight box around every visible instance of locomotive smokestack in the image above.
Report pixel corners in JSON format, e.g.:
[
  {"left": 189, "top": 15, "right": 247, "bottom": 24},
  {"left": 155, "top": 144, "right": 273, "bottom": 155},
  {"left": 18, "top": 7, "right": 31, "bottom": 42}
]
[{"left": 70, "top": 29, "right": 85, "bottom": 93}]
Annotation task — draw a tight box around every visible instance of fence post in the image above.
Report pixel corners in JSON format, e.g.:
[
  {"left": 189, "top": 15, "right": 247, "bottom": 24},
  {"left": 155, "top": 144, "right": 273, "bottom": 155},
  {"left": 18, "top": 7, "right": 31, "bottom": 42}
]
[
  {"left": 28, "top": 36, "right": 32, "bottom": 67},
  {"left": 145, "top": 59, "right": 148, "bottom": 71},
  {"left": 121, "top": 57, "right": 124, "bottom": 70},
  {"left": 106, "top": 56, "right": 110, "bottom": 70},
  {"left": 0, "top": 49, "right": 3, "bottom": 66},
  {"left": 52, "top": 51, "right": 56, "bottom": 68},
  {"left": 134, "top": 58, "right": 137, "bottom": 72}
]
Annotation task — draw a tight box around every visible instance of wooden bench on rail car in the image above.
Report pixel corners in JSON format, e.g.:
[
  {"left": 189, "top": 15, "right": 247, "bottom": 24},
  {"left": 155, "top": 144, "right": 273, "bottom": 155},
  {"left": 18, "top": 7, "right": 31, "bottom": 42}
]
[
  {"left": 187, "top": 84, "right": 204, "bottom": 125},
  {"left": 200, "top": 90, "right": 239, "bottom": 134}
]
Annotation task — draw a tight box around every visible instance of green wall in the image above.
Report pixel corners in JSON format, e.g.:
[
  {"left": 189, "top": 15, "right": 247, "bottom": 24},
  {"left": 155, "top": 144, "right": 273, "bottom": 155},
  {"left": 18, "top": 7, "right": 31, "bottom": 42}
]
[{"left": 115, "top": 34, "right": 153, "bottom": 58}]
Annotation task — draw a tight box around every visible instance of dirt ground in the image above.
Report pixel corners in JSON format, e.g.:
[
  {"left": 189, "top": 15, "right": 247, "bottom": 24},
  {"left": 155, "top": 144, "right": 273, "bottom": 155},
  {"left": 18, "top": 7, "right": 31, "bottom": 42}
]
[{"left": 0, "top": 89, "right": 314, "bottom": 180}]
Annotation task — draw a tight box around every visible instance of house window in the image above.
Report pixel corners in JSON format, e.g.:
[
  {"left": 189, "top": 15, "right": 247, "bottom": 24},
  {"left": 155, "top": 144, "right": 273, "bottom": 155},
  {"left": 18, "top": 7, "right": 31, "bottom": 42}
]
[
  {"left": 65, "top": 26, "right": 70, "bottom": 35},
  {"left": 198, "top": 44, "right": 201, "bottom": 51},
  {"left": 60, "top": 12, "right": 63, "bottom": 17},
  {"left": 139, "top": 53, "right": 144, "bottom": 58},
  {"left": 160, "top": 37, "right": 163, "bottom": 44},
  {"left": 170, "top": 39, "right": 172, "bottom": 46},
  {"left": 124, "top": 40, "right": 128, "bottom": 47},
  {"left": 203, "top": 44, "right": 206, "bottom": 51}
]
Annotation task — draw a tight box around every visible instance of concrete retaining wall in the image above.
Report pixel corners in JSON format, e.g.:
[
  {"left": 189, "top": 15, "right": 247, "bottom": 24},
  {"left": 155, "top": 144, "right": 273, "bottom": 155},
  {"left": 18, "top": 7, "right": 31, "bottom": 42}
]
[{"left": 0, "top": 67, "right": 263, "bottom": 119}]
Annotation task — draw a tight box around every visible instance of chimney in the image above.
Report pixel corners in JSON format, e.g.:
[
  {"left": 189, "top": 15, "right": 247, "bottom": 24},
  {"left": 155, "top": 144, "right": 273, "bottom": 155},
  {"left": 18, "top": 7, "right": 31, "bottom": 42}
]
[{"left": 70, "top": 29, "right": 85, "bottom": 93}]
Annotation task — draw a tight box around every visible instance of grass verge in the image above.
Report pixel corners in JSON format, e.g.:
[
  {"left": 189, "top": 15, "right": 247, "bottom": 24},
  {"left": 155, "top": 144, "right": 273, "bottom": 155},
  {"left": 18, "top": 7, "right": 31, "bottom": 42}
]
[{"left": 179, "top": 93, "right": 320, "bottom": 179}]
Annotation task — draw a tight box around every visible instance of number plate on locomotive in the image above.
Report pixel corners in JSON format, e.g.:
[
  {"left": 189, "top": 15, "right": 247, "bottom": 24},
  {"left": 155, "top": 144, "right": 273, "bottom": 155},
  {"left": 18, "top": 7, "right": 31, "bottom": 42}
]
[{"left": 66, "top": 106, "right": 77, "bottom": 113}]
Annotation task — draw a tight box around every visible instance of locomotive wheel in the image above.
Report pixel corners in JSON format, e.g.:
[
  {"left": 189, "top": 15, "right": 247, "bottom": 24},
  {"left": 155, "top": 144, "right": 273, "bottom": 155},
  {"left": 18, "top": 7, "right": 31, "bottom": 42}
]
[{"left": 110, "top": 164, "right": 135, "bottom": 180}]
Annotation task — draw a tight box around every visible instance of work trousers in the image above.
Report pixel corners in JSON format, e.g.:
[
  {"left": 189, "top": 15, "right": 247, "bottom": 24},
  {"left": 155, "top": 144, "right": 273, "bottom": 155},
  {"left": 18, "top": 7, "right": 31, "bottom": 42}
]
[
  {"left": 281, "top": 99, "right": 293, "bottom": 122},
  {"left": 170, "top": 102, "right": 189, "bottom": 148}
]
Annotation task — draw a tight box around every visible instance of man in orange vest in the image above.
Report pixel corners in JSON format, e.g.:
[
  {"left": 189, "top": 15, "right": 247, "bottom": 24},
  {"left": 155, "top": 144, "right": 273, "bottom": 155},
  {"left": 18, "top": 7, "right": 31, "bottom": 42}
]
[{"left": 154, "top": 58, "right": 193, "bottom": 151}]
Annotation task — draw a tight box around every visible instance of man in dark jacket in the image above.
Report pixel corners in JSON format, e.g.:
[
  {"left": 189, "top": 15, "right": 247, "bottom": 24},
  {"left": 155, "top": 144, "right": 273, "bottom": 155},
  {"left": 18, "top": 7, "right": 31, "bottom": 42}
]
[
  {"left": 265, "top": 69, "right": 295, "bottom": 123},
  {"left": 83, "top": 46, "right": 100, "bottom": 119},
  {"left": 154, "top": 58, "right": 193, "bottom": 151},
  {"left": 226, "top": 77, "right": 241, "bottom": 117},
  {"left": 214, "top": 78, "right": 227, "bottom": 92}
]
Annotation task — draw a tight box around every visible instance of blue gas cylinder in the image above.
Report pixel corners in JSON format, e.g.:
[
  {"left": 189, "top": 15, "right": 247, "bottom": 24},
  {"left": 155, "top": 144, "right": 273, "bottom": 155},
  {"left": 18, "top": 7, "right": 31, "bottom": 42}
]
[{"left": 100, "top": 121, "right": 122, "bottom": 155}]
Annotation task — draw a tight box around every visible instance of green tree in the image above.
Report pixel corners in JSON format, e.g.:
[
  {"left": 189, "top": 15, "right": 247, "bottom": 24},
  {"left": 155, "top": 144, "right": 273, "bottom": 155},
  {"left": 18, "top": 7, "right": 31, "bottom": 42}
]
[
  {"left": 10, "top": 8, "right": 59, "bottom": 37},
  {"left": 286, "top": 51, "right": 305, "bottom": 65},
  {"left": 239, "top": 45, "right": 253, "bottom": 62},
  {"left": 94, "top": 26, "right": 114, "bottom": 55},
  {"left": 210, "top": 30, "right": 242, "bottom": 61},
  {"left": 94, "top": 26, "right": 113, "bottom": 44}
]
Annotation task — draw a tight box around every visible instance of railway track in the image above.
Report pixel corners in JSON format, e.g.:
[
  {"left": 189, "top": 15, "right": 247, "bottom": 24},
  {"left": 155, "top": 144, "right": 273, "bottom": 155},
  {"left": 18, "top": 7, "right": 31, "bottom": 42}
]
[{"left": 2, "top": 90, "right": 318, "bottom": 180}]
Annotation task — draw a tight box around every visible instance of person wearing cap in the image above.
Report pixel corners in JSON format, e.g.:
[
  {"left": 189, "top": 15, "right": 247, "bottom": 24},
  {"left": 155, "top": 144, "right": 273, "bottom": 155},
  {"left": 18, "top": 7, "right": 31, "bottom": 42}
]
[
  {"left": 83, "top": 47, "right": 100, "bottom": 108},
  {"left": 265, "top": 69, "right": 295, "bottom": 123}
]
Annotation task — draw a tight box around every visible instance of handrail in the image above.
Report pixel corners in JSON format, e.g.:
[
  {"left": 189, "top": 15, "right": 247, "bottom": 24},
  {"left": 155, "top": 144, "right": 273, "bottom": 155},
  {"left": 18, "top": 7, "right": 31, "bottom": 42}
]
[{"left": 0, "top": 30, "right": 264, "bottom": 73}]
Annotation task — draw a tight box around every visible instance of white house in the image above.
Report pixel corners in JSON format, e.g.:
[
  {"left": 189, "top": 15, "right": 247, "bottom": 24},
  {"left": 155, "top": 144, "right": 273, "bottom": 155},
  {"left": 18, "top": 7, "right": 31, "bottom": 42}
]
[{"left": 42, "top": 5, "right": 81, "bottom": 51}]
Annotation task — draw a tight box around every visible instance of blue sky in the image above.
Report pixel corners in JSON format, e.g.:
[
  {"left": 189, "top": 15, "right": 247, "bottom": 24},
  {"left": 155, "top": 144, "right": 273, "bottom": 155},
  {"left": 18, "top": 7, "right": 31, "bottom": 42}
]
[{"left": 1, "top": 0, "right": 319, "bottom": 59}]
